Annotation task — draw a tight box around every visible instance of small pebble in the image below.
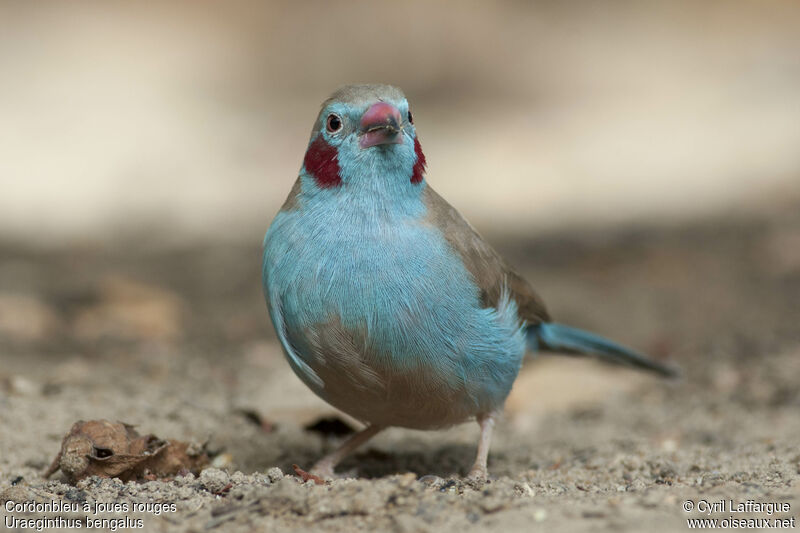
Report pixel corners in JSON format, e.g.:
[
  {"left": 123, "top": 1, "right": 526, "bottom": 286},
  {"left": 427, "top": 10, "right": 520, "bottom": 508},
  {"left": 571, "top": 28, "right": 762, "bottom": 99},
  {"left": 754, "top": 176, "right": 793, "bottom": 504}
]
[
  {"left": 418, "top": 475, "right": 444, "bottom": 489},
  {"left": 9, "top": 376, "right": 38, "bottom": 396},
  {"left": 173, "top": 472, "right": 195, "bottom": 486},
  {"left": 396, "top": 473, "right": 417, "bottom": 489},
  {"left": 266, "top": 467, "right": 283, "bottom": 483},
  {"left": 199, "top": 468, "right": 230, "bottom": 494},
  {"left": 210, "top": 453, "right": 233, "bottom": 469},
  {"left": 516, "top": 482, "right": 535, "bottom": 497}
]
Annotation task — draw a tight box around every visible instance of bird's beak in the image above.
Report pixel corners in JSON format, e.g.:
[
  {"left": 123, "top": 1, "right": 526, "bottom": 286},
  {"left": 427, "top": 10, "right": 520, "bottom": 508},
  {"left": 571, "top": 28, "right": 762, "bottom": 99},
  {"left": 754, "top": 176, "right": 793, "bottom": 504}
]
[{"left": 358, "top": 102, "right": 403, "bottom": 149}]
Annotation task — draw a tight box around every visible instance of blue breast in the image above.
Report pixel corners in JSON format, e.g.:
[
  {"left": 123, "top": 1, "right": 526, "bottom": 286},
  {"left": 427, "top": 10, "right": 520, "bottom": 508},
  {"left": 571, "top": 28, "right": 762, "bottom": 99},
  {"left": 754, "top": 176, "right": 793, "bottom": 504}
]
[{"left": 262, "top": 178, "right": 526, "bottom": 423}]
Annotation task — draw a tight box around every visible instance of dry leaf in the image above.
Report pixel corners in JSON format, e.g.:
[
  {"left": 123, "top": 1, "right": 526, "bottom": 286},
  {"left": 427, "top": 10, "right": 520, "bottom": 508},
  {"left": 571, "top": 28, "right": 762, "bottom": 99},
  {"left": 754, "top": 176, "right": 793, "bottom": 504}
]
[{"left": 45, "top": 419, "right": 208, "bottom": 484}]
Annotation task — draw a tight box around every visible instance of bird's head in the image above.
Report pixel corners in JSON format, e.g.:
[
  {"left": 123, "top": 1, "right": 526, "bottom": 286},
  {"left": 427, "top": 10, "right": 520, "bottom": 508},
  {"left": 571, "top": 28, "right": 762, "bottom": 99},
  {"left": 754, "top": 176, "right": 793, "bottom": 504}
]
[{"left": 301, "top": 84, "right": 426, "bottom": 191}]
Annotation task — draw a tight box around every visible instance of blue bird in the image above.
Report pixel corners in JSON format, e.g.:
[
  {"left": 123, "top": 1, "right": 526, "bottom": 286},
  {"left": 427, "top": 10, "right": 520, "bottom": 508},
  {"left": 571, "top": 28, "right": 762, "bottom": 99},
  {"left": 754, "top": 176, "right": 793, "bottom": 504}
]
[{"left": 262, "top": 84, "right": 676, "bottom": 479}]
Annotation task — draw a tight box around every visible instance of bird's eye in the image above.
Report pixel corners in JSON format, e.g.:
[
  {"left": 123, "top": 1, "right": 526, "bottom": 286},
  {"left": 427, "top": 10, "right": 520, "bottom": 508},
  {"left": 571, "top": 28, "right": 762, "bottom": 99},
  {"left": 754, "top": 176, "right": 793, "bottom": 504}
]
[
  {"left": 407, "top": 110, "right": 414, "bottom": 124},
  {"left": 326, "top": 114, "right": 342, "bottom": 133}
]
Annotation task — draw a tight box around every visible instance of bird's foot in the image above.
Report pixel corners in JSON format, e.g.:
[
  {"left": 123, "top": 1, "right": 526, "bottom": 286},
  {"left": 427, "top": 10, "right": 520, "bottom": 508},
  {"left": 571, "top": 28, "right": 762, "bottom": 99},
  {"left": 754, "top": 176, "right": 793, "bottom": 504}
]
[
  {"left": 466, "top": 412, "right": 496, "bottom": 483},
  {"left": 466, "top": 464, "right": 489, "bottom": 482},
  {"left": 306, "top": 424, "right": 384, "bottom": 481}
]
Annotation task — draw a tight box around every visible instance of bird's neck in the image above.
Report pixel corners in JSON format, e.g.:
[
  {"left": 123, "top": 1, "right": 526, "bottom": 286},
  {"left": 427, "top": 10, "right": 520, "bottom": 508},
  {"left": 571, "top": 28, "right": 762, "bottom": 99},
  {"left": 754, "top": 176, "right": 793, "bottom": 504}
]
[
  {"left": 299, "top": 146, "right": 425, "bottom": 222},
  {"left": 299, "top": 168, "right": 426, "bottom": 225}
]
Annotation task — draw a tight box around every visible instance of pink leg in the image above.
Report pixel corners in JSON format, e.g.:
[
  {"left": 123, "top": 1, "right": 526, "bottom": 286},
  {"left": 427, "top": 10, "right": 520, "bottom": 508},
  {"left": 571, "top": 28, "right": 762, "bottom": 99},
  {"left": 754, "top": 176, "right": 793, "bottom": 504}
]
[
  {"left": 467, "top": 412, "right": 497, "bottom": 480},
  {"left": 311, "top": 424, "right": 384, "bottom": 478}
]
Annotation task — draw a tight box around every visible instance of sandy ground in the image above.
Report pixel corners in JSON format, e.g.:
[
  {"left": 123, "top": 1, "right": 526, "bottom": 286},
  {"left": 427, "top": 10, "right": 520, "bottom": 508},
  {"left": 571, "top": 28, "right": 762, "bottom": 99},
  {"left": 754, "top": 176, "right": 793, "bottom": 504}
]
[{"left": 2, "top": 205, "right": 800, "bottom": 532}]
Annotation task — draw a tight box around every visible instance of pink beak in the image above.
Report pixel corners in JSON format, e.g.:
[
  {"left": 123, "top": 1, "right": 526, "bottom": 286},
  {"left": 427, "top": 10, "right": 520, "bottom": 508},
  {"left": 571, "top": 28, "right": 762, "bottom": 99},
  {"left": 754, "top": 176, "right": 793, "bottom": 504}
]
[{"left": 359, "top": 102, "right": 403, "bottom": 148}]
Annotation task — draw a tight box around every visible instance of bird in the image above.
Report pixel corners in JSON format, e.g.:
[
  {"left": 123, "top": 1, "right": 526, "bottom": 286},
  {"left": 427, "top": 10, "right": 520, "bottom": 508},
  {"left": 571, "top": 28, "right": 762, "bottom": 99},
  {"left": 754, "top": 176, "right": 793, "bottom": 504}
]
[{"left": 261, "top": 84, "right": 677, "bottom": 480}]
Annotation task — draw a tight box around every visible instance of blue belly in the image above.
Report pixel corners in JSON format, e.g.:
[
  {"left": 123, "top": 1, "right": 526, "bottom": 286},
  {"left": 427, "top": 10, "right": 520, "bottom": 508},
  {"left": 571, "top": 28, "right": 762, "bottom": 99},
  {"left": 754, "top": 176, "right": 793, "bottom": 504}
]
[{"left": 263, "top": 204, "right": 527, "bottom": 427}]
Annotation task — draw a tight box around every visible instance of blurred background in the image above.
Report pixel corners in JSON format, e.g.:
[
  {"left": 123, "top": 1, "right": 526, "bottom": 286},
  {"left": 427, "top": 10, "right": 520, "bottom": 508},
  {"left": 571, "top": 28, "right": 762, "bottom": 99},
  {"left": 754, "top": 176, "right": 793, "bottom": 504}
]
[
  {"left": 2, "top": 0, "right": 800, "bottom": 489},
  {"left": 2, "top": 0, "right": 799, "bottom": 244}
]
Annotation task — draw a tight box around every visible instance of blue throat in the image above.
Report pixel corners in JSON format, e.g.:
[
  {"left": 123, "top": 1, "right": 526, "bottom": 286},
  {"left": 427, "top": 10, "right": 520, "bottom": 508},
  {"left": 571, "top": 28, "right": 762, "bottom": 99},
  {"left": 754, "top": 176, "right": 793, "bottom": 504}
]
[{"left": 302, "top": 131, "right": 425, "bottom": 220}]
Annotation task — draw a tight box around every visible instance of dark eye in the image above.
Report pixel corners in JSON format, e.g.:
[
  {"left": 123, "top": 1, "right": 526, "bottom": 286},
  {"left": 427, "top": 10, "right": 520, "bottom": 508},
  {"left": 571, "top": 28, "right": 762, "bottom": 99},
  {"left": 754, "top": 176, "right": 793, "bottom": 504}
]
[
  {"left": 407, "top": 110, "right": 414, "bottom": 124},
  {"left": 326, "top": 114, "right": 342, "bottom": 133}
]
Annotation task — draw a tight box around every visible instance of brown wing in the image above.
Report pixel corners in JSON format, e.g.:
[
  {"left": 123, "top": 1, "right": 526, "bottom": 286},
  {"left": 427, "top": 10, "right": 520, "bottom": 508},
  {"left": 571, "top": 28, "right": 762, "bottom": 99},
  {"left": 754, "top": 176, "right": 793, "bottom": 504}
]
[
  {"left": 422, "top": 185, "right": 550, "bottom": 324},
  {"left": 278, "top": 177, "right": 303, "bottom": 212}
]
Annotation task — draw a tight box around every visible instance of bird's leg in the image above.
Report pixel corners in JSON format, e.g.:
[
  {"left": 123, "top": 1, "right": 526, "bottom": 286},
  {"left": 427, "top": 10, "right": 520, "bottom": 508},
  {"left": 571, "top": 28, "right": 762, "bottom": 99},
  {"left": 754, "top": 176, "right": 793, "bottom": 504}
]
[
  {"left": 467, "top": 412, "right": 498, "bottom": 480},
  {"left": 310, "top": 424, "right": 384, "bottom": 479}
]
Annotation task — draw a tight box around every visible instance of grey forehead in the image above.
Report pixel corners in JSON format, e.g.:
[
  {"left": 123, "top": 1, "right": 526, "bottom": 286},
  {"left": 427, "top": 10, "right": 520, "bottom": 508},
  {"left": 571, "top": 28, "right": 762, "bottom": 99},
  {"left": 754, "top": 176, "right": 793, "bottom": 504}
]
[{"left": 322, "top": 84, "right": 407, "bottom": 108}]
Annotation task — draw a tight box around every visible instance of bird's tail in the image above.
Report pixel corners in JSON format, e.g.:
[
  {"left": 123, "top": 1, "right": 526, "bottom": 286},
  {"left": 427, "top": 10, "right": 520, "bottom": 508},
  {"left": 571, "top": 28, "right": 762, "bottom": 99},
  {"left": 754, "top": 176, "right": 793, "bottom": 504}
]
[{"left": 526, "top": 322, "right": 679, "bottom": 378}]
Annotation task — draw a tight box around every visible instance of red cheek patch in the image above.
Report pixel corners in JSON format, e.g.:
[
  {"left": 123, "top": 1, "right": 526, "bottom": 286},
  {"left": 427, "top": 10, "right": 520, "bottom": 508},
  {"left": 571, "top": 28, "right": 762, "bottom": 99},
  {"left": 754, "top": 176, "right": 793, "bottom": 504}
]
[
  {"left": 303, "top": 136, "right": 341, "bottom": 188},
  {"left": 411, "top": 137, "right": 426, "bottom": 184}
]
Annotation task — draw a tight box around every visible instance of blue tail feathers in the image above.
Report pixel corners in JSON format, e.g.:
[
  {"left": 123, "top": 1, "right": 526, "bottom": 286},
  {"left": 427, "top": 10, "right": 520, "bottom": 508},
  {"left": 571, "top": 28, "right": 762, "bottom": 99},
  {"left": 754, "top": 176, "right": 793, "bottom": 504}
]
[{"left": 527, "top": 322, "right": 678, "bottom": 378}]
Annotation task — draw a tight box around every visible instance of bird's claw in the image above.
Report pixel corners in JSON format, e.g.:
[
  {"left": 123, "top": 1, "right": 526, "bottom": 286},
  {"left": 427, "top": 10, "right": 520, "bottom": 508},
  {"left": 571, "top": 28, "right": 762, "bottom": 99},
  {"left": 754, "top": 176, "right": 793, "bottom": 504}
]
[{"left": 466, "top": 465, "right": 489, "bottom": 482}]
